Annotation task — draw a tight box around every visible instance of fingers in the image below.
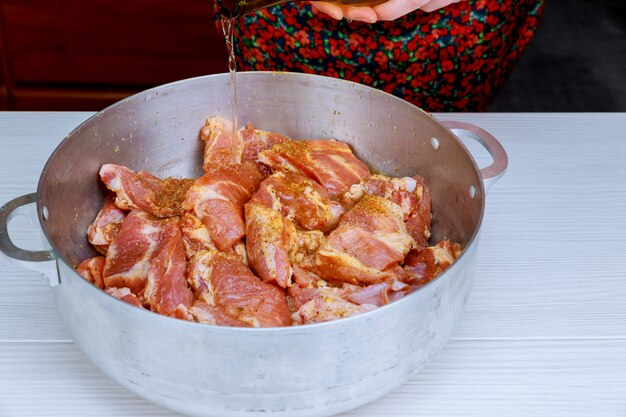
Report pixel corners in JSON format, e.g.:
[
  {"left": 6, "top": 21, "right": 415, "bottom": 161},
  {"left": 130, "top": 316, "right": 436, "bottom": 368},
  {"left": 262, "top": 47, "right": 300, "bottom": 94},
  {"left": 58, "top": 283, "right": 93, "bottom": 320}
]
[
  {"left": 311, "top": 0, "right": 457, "bottom": 23},
  {"left": 419, "top": 0, "right": 462, "bottom": 12},
  {"left": 341, "top": 5, "right": 378, "bottom": 23},
  {"left": 373, "top": 0, "right": 430, "bottom": 21},
  {"left": 311, "top": 2, "right": 344, "bottom": 20},
  {"left": 311, "top": 2, "right": 378, "bottom": 23}
]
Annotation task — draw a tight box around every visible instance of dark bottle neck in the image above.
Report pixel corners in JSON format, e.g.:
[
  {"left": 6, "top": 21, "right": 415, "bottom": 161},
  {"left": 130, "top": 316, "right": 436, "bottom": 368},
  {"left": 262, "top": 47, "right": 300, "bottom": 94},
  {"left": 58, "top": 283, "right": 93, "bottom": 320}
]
[{"left": 218, "top": 0, "right": 293, "bottom": 17}]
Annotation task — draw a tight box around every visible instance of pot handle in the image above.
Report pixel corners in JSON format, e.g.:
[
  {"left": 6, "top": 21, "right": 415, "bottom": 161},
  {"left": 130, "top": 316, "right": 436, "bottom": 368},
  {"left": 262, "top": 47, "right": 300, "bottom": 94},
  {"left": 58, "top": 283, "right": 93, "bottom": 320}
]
[
  {"left": 441, "top": 120, "right": 508, "bottom": 191},
  {"left": 0, "top": 193, "right": 59, "bottom": 286}
]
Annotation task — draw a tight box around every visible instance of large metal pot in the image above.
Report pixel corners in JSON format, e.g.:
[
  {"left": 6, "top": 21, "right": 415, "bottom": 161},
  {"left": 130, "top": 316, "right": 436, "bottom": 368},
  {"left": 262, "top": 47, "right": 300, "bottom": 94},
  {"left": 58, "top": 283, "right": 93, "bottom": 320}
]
[{"left": 0, "top": 72, "right": 507, "bottom": 417}]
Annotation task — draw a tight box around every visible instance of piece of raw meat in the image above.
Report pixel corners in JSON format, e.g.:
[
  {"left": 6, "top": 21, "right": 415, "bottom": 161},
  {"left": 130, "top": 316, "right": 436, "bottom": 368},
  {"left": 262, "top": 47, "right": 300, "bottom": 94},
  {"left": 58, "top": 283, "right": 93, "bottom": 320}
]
[
  {"left": 286, "top": 266, "right": 358, "bottom": 311},
  {"left": 403, "top": 176, "right": 432, "bottom": 250},
  {"left": 200, "top": 116, "right": 289, "bottom": 170},
  {"left": 143, "top": 222, "right": 194, "bottom": 316},
  {"left": 186, "top": 250, "right": 291, "bottom": 327},
  {"left": 315, "top": 195, "right": 414, "bottom": 285},
  {"left": 188, "top": 300, "right": 251, "bottom": 327},
  {"left": 105, "top": 287, "right": 144, "bottom": 308},
  {"left": 245, "top": 203, "right": 293, "bottom": 288},
  {"left": 250, "top": 171, "right": 343, "bottom": 232},
  {"left": 183, "top": 162, "right": 263, "bottom": 254},
  {"left": 402, "top": 240, "right": 462, "bottom": 287},
  {"left": 292, "top": 289, "right": 376, "bottom": 325},
  {"left": 103, "top": 210, "right": 176, "bottom": 297},
  {"left": 346, "top": 279, "right": 413, "bottom": 307},
  {"left": 76, "top": 256, "right": 106, "bottom": 289},
  {"left": 258, "top": 139, "right": 370, "bottom": 198},
  {"left": 99, "top": 164, "right": 193, "bottom": 218},
  {"left": 87, "top": 193, "right": 127, "bottom": 255},
  {"left": 341, "top": 174, "right": 432, "bottom": 249},
  {"left": 180, "top": 212, "right": 217, "bottom": 258},
  {"left": 246, "top": 203, "right": 325, "bottom": 289},
  {"left": 239, "top": 124, "right": 290, "bottom": 165},
  {"left": 200, "top": 116, "right": 242, "bottom": 166}
]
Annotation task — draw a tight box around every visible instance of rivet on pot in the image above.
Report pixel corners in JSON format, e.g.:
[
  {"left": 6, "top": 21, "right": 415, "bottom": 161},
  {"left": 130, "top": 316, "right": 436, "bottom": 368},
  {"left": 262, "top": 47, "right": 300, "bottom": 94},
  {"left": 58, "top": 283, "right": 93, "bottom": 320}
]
[
  {"left": 431, "top": 137, "right": 440, "bottom": 150},
  {"left": 42, "top": 206, "right": 50, "bottom": 221},
  {"left": 469, "top": 185, "right": 476, "bottom": 200}
]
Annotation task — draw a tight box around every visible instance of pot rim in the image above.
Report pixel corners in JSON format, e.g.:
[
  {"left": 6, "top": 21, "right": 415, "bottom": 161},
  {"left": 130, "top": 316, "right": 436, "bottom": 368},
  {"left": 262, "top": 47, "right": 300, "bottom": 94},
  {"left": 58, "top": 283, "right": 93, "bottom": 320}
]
[{"left": 36, "top": 71, "right": 486, "bottom": 332}]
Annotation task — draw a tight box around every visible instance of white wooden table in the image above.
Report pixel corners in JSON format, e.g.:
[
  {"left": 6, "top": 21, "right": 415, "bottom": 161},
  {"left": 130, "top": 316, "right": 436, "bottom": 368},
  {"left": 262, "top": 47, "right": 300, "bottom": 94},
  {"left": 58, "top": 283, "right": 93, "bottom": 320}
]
[{"left": 1, "top": 112, "right": 625, "bottom": 417}]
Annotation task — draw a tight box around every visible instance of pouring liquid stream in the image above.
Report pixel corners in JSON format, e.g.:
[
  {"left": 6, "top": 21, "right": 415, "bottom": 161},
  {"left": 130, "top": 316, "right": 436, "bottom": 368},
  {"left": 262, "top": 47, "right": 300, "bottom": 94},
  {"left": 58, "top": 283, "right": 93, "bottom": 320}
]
[{"left": 221, "top": 17, "right": 240, "bottom": 164}]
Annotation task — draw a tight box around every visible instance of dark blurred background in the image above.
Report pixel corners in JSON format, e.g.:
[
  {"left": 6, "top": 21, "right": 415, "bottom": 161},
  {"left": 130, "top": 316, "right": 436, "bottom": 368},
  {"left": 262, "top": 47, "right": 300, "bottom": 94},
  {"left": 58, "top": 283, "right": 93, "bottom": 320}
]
[{"left": 0, "top": 0, "right": 624, "bottom": 111}]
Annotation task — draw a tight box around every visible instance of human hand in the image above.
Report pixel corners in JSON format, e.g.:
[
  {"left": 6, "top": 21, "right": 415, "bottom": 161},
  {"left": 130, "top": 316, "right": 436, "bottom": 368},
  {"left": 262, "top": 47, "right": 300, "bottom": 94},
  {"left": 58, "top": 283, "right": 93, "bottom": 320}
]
[{"left": 311, "top": 0, "right": 462, "bottom": 23}]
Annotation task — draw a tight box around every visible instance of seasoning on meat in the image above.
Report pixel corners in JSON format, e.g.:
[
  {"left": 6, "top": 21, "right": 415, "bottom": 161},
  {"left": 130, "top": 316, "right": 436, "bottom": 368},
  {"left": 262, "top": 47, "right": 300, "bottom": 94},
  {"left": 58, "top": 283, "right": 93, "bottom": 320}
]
[
  {"left": 183, "top": 162, "right": 263, "bottom": 255},
  {"left": 250, "top": 171, "right": 344, "bottom": 232},
  {"left": 102, "top": 210, "right": 177, "bottom": 298},
  {"left": 87, "top": 193, "right": 127, "bottom": 255},
  {"left": 76, "top": 256, "right": 106, "bottom": 289},
  {"left": 201, "top": 116, "right": 289, "bottom": 171},
  {"left": 99, "top": 164, "right": 193, "bottom": 218},
  {"left": 187, "top": 250, "right": 291, "bottom": 327},
  {"left": 259, "top": 139, "right": 370, "bottom": 198},
  {"left": 76, "top": 119, "right": 461, "bottom": 327},
  {"left": 315, "top": 195, "right": 414, "bottom": 285}
]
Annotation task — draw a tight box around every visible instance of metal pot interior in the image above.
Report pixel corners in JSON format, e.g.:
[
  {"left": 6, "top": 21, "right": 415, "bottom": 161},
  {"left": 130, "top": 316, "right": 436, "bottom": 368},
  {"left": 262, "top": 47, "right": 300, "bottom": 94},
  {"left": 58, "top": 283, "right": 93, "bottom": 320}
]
[{"left": 37, "top": 72, "right": 484, "bottom": 269}]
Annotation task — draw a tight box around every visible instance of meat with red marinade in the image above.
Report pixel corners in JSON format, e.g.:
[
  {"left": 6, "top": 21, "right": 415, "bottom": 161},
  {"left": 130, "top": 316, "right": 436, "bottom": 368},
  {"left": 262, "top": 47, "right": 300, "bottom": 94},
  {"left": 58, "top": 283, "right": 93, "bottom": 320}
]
[
  {"left": 76, "top": 256, "right": 106, "bottom": 289},
  {"left": 402, "top": 240, "right": 462, "bottom": 287}
]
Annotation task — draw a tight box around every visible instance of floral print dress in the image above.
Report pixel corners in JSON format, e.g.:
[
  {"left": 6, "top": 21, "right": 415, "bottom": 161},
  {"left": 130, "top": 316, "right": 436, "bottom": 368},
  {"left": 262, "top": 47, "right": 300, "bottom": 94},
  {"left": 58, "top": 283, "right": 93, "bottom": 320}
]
[{"left": 230, "top": 0, "right": 545, "bottom": 111}]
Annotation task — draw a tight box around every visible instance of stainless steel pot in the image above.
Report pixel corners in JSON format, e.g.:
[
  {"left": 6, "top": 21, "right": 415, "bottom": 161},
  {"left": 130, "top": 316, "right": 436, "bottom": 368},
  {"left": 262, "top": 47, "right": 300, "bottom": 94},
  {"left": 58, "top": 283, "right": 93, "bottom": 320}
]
[{"left": 0, "top": 72, "right": 507, "bottom": 417}]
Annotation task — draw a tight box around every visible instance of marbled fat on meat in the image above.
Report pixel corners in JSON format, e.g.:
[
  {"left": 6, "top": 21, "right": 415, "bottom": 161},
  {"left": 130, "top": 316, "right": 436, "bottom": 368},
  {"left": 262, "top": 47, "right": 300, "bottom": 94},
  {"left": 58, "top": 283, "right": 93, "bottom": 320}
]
[
  {"left": 143, "top": 222, "right": 194, "bottom": 316},
  {"left": 201, "top": 116, "right": 289, "bottom": 171},
  {"left": 188, "top": 300, "right": 250, "bottom": 327},
  {"left": 183, "top": 162, "right": 263, "bottom": 254},
  {"left": 99, "top": 164, "right": 193, "bottom": 218},
  {"left": 258, "top": 139, "right": 370, "bottom": 198},
  {"left": 76, "top": 256, "right": 106, "bottom": 289},
  {"left": 315, "top": 195, "right": 414, "bottom": 285},
  {"left": 187, "top": 250, "right": 291, "bottom": 327},
  {"left": 245, "top": 203, "right": 294, "bottom": 289},
  {"left": 250, "top": 171, "right": 344, "bottom": 232},
  {"left": 105, "top": 287, "right": 143, "bottom": 308},
  {"left": 87, "top": 193, "right": 127, "bottom": 255},
  {"left": 180, "top": 212, "right": 217, "bottom": 258},
  {"left": 102, "top": 210, "right": 175, "bottom": 297},
  {"left": 402, "top": 240, "right": 462, "bottom": 287}
]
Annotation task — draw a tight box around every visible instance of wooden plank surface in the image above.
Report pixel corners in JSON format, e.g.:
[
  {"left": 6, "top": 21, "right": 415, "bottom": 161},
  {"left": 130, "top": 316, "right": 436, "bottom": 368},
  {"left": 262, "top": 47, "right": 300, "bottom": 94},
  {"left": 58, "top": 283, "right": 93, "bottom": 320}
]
[{"left": 1, "top": 112, "right": 625, "bottom": 416}]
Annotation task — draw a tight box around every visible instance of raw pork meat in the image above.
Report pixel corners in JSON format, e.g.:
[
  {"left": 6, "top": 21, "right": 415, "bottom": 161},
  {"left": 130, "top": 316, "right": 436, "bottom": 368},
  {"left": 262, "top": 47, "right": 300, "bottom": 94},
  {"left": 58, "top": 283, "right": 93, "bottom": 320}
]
[
  {"left": 259, "top": 139, "right": 370, "bottom": 197},
  {"left": 200, "top": 116, "right": 289, "bottom": 170},
  {"left": 99, "top": 164, "right": 193, "bottom": 218},
  {"left": 315, "top": 195, "right": 414, "bottom": 285},
  {"left": 187, "top": 250, "right": 291, "bottom": 327},
  {"left": 402, "top": 240, "right": 462, "bottom": 287},
  {"left": 76, "top": 256, "right": 106, "bottom": 289},
  {"left": 143, "top": 223, "right": 194, "bottom": 316},
  {"left": 183, "top": 162, "right": 263, "bottom": 254},
  {"left": 105, "top": 287, "right": 143, "bottom": 308},
  {"left": 87, "top": 193, "right": 127, "bottom": 255},
  {"left": 250, "top": 171, "right": 343, "bottom": 232},
  {"left": 102, "top": 210, "right": 176, "bottom": 297}
]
